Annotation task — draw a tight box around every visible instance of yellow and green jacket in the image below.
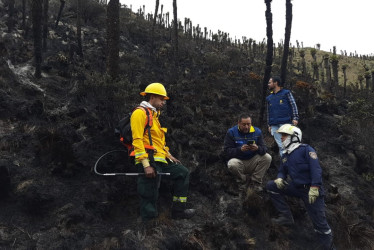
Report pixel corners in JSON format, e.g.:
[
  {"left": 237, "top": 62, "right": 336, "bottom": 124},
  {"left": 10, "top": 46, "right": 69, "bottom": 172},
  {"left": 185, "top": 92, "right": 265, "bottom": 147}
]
[{"left": 130, "top": 103, "right": 169, "bottom": 164}]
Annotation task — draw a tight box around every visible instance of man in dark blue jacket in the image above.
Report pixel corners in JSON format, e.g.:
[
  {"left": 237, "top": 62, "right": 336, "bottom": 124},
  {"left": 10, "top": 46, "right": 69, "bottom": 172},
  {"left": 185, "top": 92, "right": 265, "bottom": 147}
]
[
  {"left": 224, "top": 114, "right": 272, "bottom": 192},
  {"left": 266, "top": 76, "right": 299, "bottom": 156},
  {"left": 266, "top": 124, "right": 335, "bottom": 250}
]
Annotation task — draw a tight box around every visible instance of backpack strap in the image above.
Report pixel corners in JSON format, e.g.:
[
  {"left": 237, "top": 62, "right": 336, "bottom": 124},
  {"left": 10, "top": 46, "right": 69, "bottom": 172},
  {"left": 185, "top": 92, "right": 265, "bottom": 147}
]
[
  {"left": 142, "top": 107, "right": 153, "bottom": 145},
  {"left": 134, "top": 106, "right": 155, "bottom": 164}
]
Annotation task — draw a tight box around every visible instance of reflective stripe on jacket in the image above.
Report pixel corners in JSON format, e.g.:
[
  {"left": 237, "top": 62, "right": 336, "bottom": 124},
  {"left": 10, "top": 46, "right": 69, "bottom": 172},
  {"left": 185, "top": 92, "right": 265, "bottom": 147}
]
[{"left": 130, "top": 108, "right": 168, "bottom": 164}]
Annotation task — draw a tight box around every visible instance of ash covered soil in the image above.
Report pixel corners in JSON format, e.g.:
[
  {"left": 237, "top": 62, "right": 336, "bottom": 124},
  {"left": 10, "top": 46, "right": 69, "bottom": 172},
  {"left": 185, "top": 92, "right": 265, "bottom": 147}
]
[{"left": 1, "top": 2, "right": 374, "bottom": 249}]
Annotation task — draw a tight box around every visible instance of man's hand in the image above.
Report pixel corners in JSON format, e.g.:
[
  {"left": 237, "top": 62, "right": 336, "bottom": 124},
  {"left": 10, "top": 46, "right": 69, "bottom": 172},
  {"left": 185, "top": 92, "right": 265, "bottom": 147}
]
[
  {"left": 292, "top": 120, "right": 298, "bottom": 126},
  {"left": 141, "top": 159, "right": 156, "bottom": 178},
  {"left": 168, "top": 154, "right": 181, "bottom": 164},
  {"left": 274, "top": 178, "right": 286, "bottom": 189},
  {"left": 308, "top": 186, "right": 319, "bottom": 204},
  {"left": 144, "top": 166, "right": 156, "bottom": 178},
  {"left": 241, "top": 144, "right": 258, "bottom": 152},
  {"left": 248, "top": 143, "right": 258, "bottom": 151}
]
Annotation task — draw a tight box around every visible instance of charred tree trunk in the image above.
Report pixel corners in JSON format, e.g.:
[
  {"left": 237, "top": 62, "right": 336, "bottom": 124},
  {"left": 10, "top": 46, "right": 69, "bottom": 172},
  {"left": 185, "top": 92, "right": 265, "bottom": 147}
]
[
  {"left": 364, "top": 72, "right": 371, "bottom": 98},
  {"left": 106, "top": 0, "right": 120, "bottom": 79},
  {"left": 310, "top": 48, "right": 319, "bottom": 81},
  {"left": 173, "top": 0, "right": 178, "bottom": 66},
  {"left": 330, "top": 55, "right": 339, "bottom": 94},
  {"left": 280, "top": 0, "right": 292, "bottom": 87},
  {"left": 42, "top": 0, "right": 49, "bottom": 51},
  {"left": 371, "top": 71, "right": 374, "bottom": 93},
  {"left": 7, "top": 0, "right": 15, "bottom": 33},
  {"left": 330, "top": 47, "right": 339, "bottom": 93},
  {"left": 32, "top": 0, "right": 43, "bottom": 78},
  {"left": 55, "top": 0, "right": 65, "bottom": 28},
  {"left": 323, "top": 54, "right": 331, "bottom": 91},
  {"left": 153, "top": 0, "right": 159, "bottom": 28},
  {"left": 320, "top": 61, "right": 325, "bottom": 85},
  {"left": 358, "top": 75, "right": 364, "bottom": 93},
  {"left": 76, "top": 0, "right": 83, "bottom": 56},
  {"left": 260, "top": 0, "right": 273, "bottom": 124},
  {"left": 299, "top": 49, "right": 306, "bottom": 78},
  {"left": 342, "top": 65, "right": 347, "bottom": 98},
  {"left": 160, "top": 4, "right": 163, "bottom": 26},
  {"left": 151, "top": 0, "right": 160, "bottom": 53},
  {"left": 22, "top": 0, "right": 27, "bottom": 31}
]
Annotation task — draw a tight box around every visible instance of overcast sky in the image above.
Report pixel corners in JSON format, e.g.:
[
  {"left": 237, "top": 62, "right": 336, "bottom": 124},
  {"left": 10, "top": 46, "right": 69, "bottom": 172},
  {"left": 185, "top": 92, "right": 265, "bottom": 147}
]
[{"left": 120, "top": 0, "right": 373, "bottom": 55}]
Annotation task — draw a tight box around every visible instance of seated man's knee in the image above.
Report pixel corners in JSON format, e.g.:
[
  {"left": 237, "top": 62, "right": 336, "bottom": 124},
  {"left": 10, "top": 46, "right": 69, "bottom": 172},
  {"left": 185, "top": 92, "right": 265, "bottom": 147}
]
[
  {"left": 264, "top": 153, "right": 272, "bottom": 163},
  {"left": 227, "top": 158, "right": 241, "bottom": 171}
]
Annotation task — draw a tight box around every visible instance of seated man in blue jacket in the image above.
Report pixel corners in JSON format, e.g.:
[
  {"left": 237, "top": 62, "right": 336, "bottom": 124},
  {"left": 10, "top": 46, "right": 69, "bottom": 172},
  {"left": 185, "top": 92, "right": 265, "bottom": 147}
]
[
  {"left": 224, "top": 114, "right": 272, "bottom": 192},
  {"left": 266, "top": 124, "right": 335, "bottom": 250}
]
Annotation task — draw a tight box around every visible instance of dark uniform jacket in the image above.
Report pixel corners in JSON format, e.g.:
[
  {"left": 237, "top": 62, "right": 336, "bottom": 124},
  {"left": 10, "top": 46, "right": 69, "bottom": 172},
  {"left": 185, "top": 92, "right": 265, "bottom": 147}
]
[
  {"left": 266, "top": 88, "right": 298, "bottom": 125},
  {"left": 278, "top": 144, "right": 324, "bottom": 194},
  {"left": 223, "top": 125, "right": 267, "bottom": 161}
]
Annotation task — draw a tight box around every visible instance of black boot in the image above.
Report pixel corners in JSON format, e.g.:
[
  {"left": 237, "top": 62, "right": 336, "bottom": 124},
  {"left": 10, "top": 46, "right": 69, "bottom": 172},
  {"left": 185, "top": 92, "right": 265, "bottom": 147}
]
[
  {"left": 171, "top": 202, "right": 195, "bottom": 219},
  {"left": 271, "top": 214, "right": 295, "bottom": 226}
]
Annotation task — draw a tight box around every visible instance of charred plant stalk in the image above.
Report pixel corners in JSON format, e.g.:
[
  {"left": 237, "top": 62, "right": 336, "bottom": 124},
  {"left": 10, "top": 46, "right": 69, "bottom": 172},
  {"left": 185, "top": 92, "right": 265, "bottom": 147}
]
[
  {"left": 7, "top": 0, "right": 15, "bottom": 33},
  {"left": 280, "top": 0, "right": 292, "bottom": 87},
  {"left": 55, "top": 0, "right": 65, "bottom": 28},
  {"left": 342, "top": 65, "right": 347, "bottom": 97},
  {"left": 323, "top": 54, "right": 331, "bottom": 91},
  {"left": 330, "top": 55, "right": 339, "bottom": 93},
  {"left": 22, "top": 0, "right": 27, "bottom": 30},
  {"left": 106, "top": 0, "right": 120, "bottom": 79},
  {"left": 364, "top": 72, "right": 371, "bottom": 98},
  {"left": 358, "top": 75, "right": 364, "bottom": 92},
  {"left": 160, "top": 4, "right": 163, "bottom": 25},
  {"left": 299, "top": 50, "right": 306, "bottom": 78},
  {"left": 260, "top": 0, "right": 273, "bottom": 124},
  {"left": 153, "top": 0, "right": 159, "bottom": 28},
  {"left": 42, "top": 0, "right": 49, "bottom": 51},
  {"left": 371, "top": 70, "right": 374, "bottom": 93},
  {"left": 151, "top": 0, "right": 159, "bottom": 52},
  {"left": 173, "top": 0, "right": 178, "bottom": 66},
  {"left": 310, "top": 48, "right": 318, "bottom": 81},
  {"left": 32, "top": 0, "right": 43, "bottom": 78},
  {"left": 76, "top": 0, "right": 83, "bottom": 56}
]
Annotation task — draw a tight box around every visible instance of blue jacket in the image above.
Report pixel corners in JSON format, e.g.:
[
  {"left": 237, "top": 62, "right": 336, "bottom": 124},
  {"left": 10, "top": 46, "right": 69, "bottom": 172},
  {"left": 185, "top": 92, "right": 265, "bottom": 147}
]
[
  {"left": 278, "top": 144, "right": 324, "bottom": 193},
  {"left": 223, "top": 125, "right": 267, "bottom": 160},
  {"left": 266, "top": 89, "right": 299, "bottom": 125}
]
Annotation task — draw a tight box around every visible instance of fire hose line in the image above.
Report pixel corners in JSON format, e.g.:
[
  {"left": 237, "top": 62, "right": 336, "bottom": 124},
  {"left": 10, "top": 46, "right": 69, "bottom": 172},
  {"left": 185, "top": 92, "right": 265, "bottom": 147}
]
[{"left": 94, "top": 149, "right": 170, "bottom": 176}]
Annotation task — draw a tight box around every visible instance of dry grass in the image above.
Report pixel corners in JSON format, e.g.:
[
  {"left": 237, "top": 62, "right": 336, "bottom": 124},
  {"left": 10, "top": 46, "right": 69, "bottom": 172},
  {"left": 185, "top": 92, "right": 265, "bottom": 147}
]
[
  {"left": 348, "top": 221, "right": 374, "bottom": 249},
  {"left": 332, "top": 205, "right": 374, "bottom": 249},
  {"left": 242, "top": 188, "right": 266, "bottom": 217},
  {"left": 291, "top": 47, "right": 374, "bottom": 87}
]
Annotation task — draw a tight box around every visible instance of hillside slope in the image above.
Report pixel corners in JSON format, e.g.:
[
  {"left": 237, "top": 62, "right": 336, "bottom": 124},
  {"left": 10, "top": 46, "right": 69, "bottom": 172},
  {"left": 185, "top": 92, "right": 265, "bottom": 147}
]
[{"left": 0, "top": 2, "right": 374, "bottom": 249}]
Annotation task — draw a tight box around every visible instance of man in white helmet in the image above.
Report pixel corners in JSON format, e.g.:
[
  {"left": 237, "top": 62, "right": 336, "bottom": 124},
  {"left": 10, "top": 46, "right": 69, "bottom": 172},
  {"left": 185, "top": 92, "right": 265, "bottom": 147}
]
[{"left": 266, "top": 124, "right": 335, "bottom": 250}]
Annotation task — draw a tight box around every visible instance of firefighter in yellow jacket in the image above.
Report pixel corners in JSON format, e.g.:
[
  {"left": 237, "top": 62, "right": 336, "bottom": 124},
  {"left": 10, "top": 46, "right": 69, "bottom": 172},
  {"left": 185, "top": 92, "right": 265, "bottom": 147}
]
[{"left": 131, "top": 83, "right": 195, "bottom": 221}]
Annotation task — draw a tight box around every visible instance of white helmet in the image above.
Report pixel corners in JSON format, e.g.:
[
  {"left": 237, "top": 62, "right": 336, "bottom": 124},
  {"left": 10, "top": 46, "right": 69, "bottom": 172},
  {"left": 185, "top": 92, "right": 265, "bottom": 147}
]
[{"left": 277, "top": 124, "right": 302, "bottom": 143}]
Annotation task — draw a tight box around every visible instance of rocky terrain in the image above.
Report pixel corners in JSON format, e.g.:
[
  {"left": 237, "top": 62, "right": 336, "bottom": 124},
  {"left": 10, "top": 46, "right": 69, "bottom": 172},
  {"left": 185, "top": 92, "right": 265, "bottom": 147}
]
[{"left": 0, "top": 1, "right": 374, "bottom": 249}]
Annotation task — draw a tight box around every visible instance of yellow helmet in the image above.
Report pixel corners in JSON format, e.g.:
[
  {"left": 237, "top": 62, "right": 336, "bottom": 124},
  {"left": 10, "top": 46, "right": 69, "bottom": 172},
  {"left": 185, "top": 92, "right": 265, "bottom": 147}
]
[{"left": 140, "top": 83, "right": 169, "bottom": 100}]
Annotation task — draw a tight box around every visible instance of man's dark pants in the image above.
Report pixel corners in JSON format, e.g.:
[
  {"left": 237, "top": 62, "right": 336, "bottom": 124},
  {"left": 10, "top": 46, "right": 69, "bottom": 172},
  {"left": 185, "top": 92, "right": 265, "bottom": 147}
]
[
  {"left": 137, "top": 162, "right": 189, "bottom": 221},
  {"left": 266, "top": 181, "right": 334, "bottom": 249}
]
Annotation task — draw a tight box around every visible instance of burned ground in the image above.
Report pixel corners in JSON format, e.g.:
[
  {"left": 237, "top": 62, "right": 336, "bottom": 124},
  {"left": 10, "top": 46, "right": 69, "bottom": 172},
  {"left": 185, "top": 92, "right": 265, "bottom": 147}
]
[{"left": 1, "top": 2, "right": 374, "bottom": 250}]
